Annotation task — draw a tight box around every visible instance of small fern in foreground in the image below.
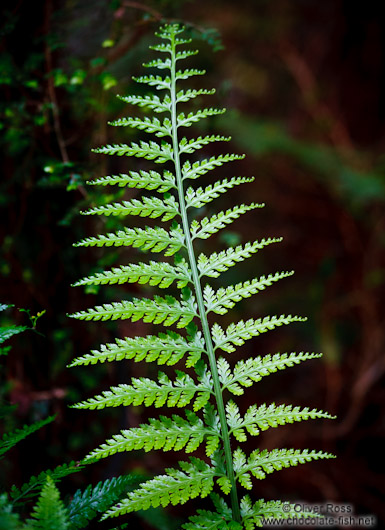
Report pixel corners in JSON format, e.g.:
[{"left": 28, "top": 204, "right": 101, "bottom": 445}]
[{"left": 70, "top": 24, "right": 335, "bottom": 528}]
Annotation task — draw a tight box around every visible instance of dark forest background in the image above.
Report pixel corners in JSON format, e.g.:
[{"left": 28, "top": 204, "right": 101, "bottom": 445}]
[{"left": 1, "top": 0, "right": 385, "bottom": 528}]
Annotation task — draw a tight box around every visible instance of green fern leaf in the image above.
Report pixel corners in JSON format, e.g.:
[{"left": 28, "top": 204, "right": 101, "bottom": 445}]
[
  {"left": 132, "top": 74, "right": 171, "bottom": 91},
  {"left": 81, "top": 195, "right": 179, "bottom": 221},
  {"left": 73, "top": 260, "right": 191, "bottom": 289},
  {"left": 28, "top": 477, "right": 69, "bottom": 530},
  {"left": 191, "top": 204, "right": 264, "bottom": 240},
  {"left": 176, "top": 88, "right": 216, "bottom": 104},
  {"left": 240, "top": 403, "right": 336, "bottom": 436},
  {"left": 179, "top": 135, "right": 230, "bottom": 155},
  {"left": 74, "top": 371, "right": 212, "bottom": 412},
  {"left": 0, "top": 415, "right": 55, "bottom": 458},
  {"left": 109, "top": 116, "right": 171, "bottom": 137},
  {"left": 212, "top": 315, "right": 307, "bottom": 353},
  {"left": 74, "top": 225, "right": 185, "bottom": 254},
  {"left": 85, "top": 411, "right": 220, "bottom": 461},
  {"left": 118, "top": 94, "right": 171, "bottom": 113},
  {"left": 67, "top": 475, "right": 140, "bottom": 529},
  {"left": 183, "top": 509, "right": 241, "bottom": 530},
  {"left": 69, "top": 295, "right": 197, "bottom": 327},
  {"left": 177, "top": 108, "right": 226, "bottom": 128},
  {"left": 102, "top": 458, "right": 216, "bottom": 518},
  {"left": 92, "top": 140, "right": 173, "bottom": 163},
  {"left": 182, "top": 154, "right": 245, "bottom": 181},
  {"left": 234, "top": 447, "right": 335, "bottom": 484},
  {"left": 68, "top": 329, "right": 205, "bottom": 368},
  {"left": 204, "top": 271, "right": 295, "bottom": 315},
  {"left": 10, "top": 462, "right": 85, "bottom": 504},
  {"left": 87, "top": 169, "right": 176, "bottom": 191},
  {"left": 0, "top": 325, "right": 27, "bottom": 345},
  {"left": 217, "top": 353, "right": 322, "bottom": 395},
  {"left": 240, "top": 496, "right": 306, "bottom": 529},
  {"left": 186, "top": 177, "right": 254, "bottom": 209},
  {"left": 198, "top": 238, "right": 282, "bottom": 278}
]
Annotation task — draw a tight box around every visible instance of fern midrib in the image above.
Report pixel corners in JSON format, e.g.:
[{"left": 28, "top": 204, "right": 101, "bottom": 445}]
[{"left": 169, "top": 33, "right": 241, "bottom": 523}]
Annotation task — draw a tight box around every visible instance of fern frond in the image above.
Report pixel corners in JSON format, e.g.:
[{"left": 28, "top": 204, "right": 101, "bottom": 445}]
[
  {"left": 85, "top": 411, "right": 220, "bottom": 461},
  {"left": 176, "top": 69, "right": 206, "bottom": 80},
  {"left": 74, "top": 225, "right": 185, "bottom": 254},
  {"left": 217, "top": 353, "right": 322, "bottom": 395},
  {"left": 87, "top": 169, "right": 176, "bottom": 191},
  {"left": 132, "top": 74, "right": 171, "bottom": 91},
  {"left": 69, "top": 295, "right": 197, "bottom": 327},
  {"left": 67, "top": 475, "right": 139, "bottom": 530},
  {"left": 240, "top": 496, "right": 307, "bottom": 530},
  {"left": 102, "top": 458, "right": 216, "bottom": 518},
  {"left": 0, "top": 325, "right": 27, "bottom": 345},
  {"left": 182, "top": 154, "right": 245, "bottom": 181},
  {"left": 234, "top": 447, "right": 335, "bottom": 486},
  {"left": 28, "top": 476, "right": 69, "bottom": 529},
  {"left": 198, "top": 238, "right": 283, "bottom": 278},
  {"left": 227, "top": 401, "right": 334, "bottom": 439},
  {"left": 204, "top": 271, "right": 295, "bottom": 315},
  {"left": 73, "top": 371, "right": 212, "bottom": 412},
  {"left": 143, "top": 57, "right": 172, "bottom": 69},
  {"left": 92, "top": 140, "right": 173, "bottom": 163},
  {"left": 186, "top": 177, "right": 254, "bottom": 209},
  {"left": 178, "top": 108, "right": 226, "bottom": 128},
  {"left": 10, "top": 461, "right": 85, "bottom": 503},
  {"left": 68, "top": 330, "right": 205, "bottom": 368},
  {"left": 81, "top": 195, "right": 179, "bottom": 221},
  {"left": 176, "top": 88, "right": 216, "bottom": 103},
  {"left": 212, "top": 315, "right": 307, "bottom": 353},
  {"left": 183, "top": 510, "right": 242, "bottom": 530},
  {"left": 109, "top": 116, "right": 171, "bottom": 137},
  {"left": 0, "top": 415, "right": 55, "bottom": 458},
  {"left": 179, "top": 135, "right": 230, "bottom": 155},
  {"left": 118, "top": 94, "right": 171, "bottom": 113},
  {"left": 73, "top": 260, "right": 191, "bottom": 289},
  {"left": 191, "top": 204, "right": 263, "bottom": 240}
]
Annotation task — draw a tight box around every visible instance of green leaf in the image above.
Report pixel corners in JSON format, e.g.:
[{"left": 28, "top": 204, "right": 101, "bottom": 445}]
[
  {"left": 186, "top": 177, "right": 254, "bottom": 209},
  {"left": 234, "top": 447, "right": 335, "bottom": 484},
  {"left": 217, "top": 353, "right": 321, "bottom": 395},
  {"left": 0, "top": 416, "right": 55, "bottom": 458},
  {"left": 74, "top": 371, "right": 212, "bottom": 413},
  {"left": 73, "top": 260, "right": 191, "bottom": 289},
  {"left": 182, "top": 154, "right": 245, "bottom": 181},
  {"left": 67, "top": 475, "right": 140, "bottom": 529},
  {"left": 179, "top": 135, "right": 230, "bottom": 155},
  {"left": 0, "top": 326, "right": 27, "bottom": 345},
  {"left": 74, "top": 225, "right": 185, "bottom": 255},
  {"left": 102, "top": 458, "right": 216, "bottom": 518},
  {"left": 69, "top": 294, "right": 197, "bottom": 328},
  {"left": 177, "top": 108, "right": 226, "bottom": 129},
  {"left": 68, "top": 329, "right": 205, "bottom": 368},
  {"left": 204, "top": 271, "right": 294, "bottom": 315},
  {"left": 118, "top": 93, "right": 171, "bottom": 114},
  {"left": 81, "top": 195, "right": 179, "bottom": 221},
  {"left": 212, "top": 315, "right": 307, "bottom": 353},
  {"left": 240, "top": 403, "right": 335, "bottom": 436},
  {"left": 28, "top": 476, "right": 69, "bottom": 530},
  {"left": 10, "top": 462, "right": 85, "bottom": 503},
  {"left": 85, "top": 411, "right": 219, "bottom": 460},
  {"left": 198, "top": 238, "right": 283, "bottom": 278},
  {"left": 87, "top": 169, "right": 176, "bottom": 191},
  {"left": 109, "top": 116, "right": 171, "bottom": 138},
  {"left": 191, "top": 204, "right": 263, "bottom": 240},
  {"left": 92, "top": 140, "right": 173, "bottom": 163}
]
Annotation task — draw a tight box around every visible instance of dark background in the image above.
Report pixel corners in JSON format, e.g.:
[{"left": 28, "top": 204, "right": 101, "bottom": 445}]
[{"left": 1, "top": 0, "right": 384, "bottom": 528}]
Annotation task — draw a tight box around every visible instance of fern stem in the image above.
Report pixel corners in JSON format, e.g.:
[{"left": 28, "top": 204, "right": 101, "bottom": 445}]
[{"left": 169, "top": 30, "right": 241, "bottom": 524}]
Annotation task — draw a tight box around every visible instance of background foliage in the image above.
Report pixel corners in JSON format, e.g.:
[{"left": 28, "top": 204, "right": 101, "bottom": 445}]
[{"left": 1, "top": 0, "right": 384, "bottom": 527}]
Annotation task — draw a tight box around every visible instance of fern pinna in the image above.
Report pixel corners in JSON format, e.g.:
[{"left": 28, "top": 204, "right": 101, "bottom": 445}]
[{"left": 70, "top": 24, "right": 335, "bottom": 529}]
